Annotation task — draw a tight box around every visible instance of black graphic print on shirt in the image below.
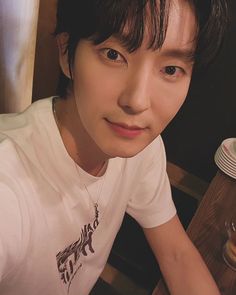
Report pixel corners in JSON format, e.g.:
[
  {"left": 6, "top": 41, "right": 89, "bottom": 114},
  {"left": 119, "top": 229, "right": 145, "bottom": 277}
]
[{"left": 56, "top": 204, "right": 99, "bottom": 294}]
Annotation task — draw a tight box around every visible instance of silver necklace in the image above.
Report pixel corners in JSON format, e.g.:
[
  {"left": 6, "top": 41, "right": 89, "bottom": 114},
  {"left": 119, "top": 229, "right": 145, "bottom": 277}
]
[
  {"left": 52, "top": 96, "right": 106, "bottom": 220},
  {"left": 52, "top": 96, "right": 60, "bottom": 128},
  {"left": 74, "top": 163, "right": 106, "bottom": 221}
]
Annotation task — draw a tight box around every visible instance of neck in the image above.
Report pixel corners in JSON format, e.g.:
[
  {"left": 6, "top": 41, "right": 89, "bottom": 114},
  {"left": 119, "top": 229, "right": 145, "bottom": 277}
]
[{"left": 53, "top": 96, "right": 109, "bottom": 176}]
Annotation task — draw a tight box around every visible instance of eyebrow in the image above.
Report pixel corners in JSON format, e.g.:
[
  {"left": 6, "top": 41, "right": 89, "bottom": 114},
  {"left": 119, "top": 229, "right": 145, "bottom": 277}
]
[
  {"left": 102, "top": 35, "right": 196, "bottom": 63},
  {"left": 159, "top": 48, "right": 196, "bottom": 63}
]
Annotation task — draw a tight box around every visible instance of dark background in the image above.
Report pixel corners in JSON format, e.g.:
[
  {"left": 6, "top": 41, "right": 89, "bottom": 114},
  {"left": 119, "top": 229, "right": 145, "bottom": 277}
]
[{"left": 162, "top": 0, "right": 236, "bottom": 182}]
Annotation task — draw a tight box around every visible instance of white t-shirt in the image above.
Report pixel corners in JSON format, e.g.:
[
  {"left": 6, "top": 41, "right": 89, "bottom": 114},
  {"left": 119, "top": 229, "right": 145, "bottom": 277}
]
[{"left": 0, "top": 97, "right": 176, "bottom": 295}]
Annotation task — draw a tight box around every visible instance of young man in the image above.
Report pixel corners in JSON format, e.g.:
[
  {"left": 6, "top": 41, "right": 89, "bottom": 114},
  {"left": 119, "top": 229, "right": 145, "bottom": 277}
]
[{"left": 0, "top": 0, "right": 228, "bottom": 294}]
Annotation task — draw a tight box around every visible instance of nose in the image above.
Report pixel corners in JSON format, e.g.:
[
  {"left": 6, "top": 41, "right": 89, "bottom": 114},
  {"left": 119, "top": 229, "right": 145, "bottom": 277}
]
[{"left": 118, "top": 68, "right": 151, "bottom": 115}]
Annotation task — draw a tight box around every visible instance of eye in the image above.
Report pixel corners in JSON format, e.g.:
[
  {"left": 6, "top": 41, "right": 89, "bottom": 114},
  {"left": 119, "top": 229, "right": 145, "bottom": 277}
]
[
  {"left": 101, "top": 48, "right": 126, "bottom": 63},
  {"left": 165, "top": 66, "right": 178, "bottom": 75},
  {"left": 107, "top": 49, "right": 119, "bottom": 60},
  {"left": 161, "top": 66, "right": 185, "bottom": 79}
]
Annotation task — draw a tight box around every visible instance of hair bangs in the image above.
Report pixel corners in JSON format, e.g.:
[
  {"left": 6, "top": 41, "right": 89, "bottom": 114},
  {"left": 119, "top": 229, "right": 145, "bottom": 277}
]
[{"left": 89, "top": 0, "right": 170, "bottom": 52}]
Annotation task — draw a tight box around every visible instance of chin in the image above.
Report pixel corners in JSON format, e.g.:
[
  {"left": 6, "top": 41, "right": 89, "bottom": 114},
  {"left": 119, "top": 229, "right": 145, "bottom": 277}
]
[{"left": 104, "top": 143, "right": 148, "bottom": 159}]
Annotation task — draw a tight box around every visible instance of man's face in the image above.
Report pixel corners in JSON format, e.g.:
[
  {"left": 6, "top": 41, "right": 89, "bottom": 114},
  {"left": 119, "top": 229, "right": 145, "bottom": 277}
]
[{"left": 63, "top": 0, "right": 197, "bottom": 159}]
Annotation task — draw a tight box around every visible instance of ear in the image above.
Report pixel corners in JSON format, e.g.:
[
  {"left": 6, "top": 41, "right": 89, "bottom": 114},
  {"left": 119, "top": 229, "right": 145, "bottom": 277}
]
[{"left": 56, "top": 33, "right": 71, "bottom": 79}]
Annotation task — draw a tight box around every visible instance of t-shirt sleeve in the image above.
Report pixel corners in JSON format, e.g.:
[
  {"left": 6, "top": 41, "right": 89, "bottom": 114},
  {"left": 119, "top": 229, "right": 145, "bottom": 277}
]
[{"left": 126, "top": 136, "right": 176, "bottom": 228}]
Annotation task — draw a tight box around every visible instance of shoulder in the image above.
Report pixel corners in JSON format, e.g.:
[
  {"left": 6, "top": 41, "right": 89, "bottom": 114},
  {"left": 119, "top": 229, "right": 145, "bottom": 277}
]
[
  {"left": 132, "top": 135, "right": 165, "bottom": 163},
  {"left": 117, "top": 135, "right": 168, "bottom": 197},
  {"left": 0, "top": 97, "right": 53, "bottom": 163},
  {"left": 123, "top": 135, "right": 167, "bottom": 175},
  {"left": 0, "top": 97, "right": 52, "bottom": 136},
  {"left": 125, "top": 136, "right": 176, "bottom": 227}
]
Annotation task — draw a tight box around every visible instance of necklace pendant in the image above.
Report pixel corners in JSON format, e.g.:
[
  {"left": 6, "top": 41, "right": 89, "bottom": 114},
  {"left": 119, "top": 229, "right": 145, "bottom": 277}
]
[
  {"left": 93, "top": 203, "right": 99, "bottom": 229},
  {"left": 94, "top": 203, "right": 99, "bottom": 219}
]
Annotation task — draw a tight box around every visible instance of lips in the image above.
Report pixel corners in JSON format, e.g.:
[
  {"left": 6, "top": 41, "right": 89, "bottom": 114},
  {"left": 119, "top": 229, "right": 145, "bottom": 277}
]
[{"left": 105, "top": 119, "right": 146, "bottom": 138}]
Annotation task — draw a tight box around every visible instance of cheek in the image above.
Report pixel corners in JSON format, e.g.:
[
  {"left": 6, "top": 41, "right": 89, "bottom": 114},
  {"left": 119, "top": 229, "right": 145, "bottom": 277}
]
[
  {"left": 167, "top": 86, "right": 188, "bottom": 115},
  {"left": 73, "top": 63, "right": 123, "bottom": 110},
  {"left": 152, "top": 80, "right": 190, "bottom": 124}
]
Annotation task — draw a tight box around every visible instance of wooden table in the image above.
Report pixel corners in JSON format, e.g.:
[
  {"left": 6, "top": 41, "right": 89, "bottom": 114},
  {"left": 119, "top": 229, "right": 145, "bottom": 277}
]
[{"left": 154, "top": 170, "right": 236, "bottom": 295}]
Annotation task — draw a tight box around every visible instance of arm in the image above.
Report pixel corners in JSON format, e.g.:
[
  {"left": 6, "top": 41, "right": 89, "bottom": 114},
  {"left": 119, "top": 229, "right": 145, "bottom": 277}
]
[{"left": 144, "top": 215, "right": 220, "bottom": 295}]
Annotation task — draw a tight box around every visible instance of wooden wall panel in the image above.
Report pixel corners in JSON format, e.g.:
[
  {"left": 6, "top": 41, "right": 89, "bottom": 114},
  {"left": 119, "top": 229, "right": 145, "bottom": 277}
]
[{"left": 32, "top": 0, "right": 59, "bottom": 101}]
